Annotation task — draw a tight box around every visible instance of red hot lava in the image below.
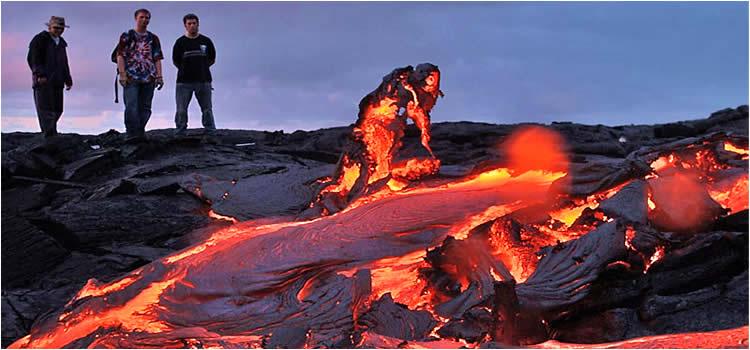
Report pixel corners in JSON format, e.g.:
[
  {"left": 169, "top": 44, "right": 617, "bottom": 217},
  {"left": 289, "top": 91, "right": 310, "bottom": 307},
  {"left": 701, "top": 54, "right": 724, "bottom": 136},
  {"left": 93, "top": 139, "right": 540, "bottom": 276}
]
[
  {"left": 309, "top": 63, "right": 444, "bottom": 216},
  {"left": 503, "top": 125, "right": 569, "bottom": 176},
  {"left": 9, "top": 89, "right": 749, "bottom": 349}
]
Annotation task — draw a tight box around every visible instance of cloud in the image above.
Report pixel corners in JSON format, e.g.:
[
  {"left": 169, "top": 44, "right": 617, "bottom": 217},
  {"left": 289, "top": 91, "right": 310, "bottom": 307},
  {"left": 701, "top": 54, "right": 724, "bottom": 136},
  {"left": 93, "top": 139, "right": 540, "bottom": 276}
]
[
  {"left": 2, "top": 110, "right": 123, "bottom": 134},
  {"left": 1, "top": 32, "right": 26, "bottom": 51},
  {"left": 1, "top": 2, "right": 747, "bottom": 134},
  {"left": 60, "top": 110, "right": 118, "bottom": 131},
  {"left": 2, "top": 32, "right": 33, "bottom": 91},
  {"left": 146, "top": 112, "right": 175, "bottom": 130},
  {"left": 2, "top": 115, "right": 39, "bottom": 130}
]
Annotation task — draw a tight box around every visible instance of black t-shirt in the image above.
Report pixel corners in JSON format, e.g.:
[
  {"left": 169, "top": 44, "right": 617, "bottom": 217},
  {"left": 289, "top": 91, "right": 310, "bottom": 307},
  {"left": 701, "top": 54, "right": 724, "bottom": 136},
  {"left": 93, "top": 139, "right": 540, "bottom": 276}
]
[{"left": 172, "top": 34, "right": 216, "bottom": 83}]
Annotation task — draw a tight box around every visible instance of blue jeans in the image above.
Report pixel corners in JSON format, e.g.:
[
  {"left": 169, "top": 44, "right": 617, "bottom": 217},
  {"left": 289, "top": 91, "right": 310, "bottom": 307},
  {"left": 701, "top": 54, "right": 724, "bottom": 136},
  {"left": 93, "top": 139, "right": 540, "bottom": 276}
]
[
  {"left": 123, "top": 82, "right": 155, "bottom": 137},
  {"left": 175, "top": 82, "right": 215, "bottom": 133}
]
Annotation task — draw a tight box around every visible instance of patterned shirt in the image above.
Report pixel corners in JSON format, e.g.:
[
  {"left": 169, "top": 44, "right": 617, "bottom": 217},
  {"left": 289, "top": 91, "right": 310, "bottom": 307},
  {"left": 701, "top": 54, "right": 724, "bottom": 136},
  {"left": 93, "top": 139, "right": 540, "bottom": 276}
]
[{"left": 116, "top": 30, "right": 163, "bottom": 82}]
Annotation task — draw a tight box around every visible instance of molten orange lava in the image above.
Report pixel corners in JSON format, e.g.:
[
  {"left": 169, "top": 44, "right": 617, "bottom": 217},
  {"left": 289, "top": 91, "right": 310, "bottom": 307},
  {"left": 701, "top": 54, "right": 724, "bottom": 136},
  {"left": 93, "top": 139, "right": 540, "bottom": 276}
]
[
  {"left": 650, "top": 154, "right": 677, "bottom": 174},
  {"left": 648, "top": 145, "right": 748, "bottom": 216},
  {"left": 534, "top": 325, "right": 748, "bottom": 349},
  {"left": 208, "top": 209, "right": 238, "bottom": 223},
  {"left": 367, "top": 251, "right": 432, "bottom": 309},
  {"left": 648, "top": 171, "right": 721, "bottom": 233},
  {"left": 724, "top": 142, "right": 749, "bottom": 159},
  {"left": 645, "top": 245, "right": 666, "bottom": 272},
  {"left": 624, "top": 226, "right": 637, "bottom": 252},
  {"left": 550, "top": 205, "right": 592, "bottom": 227},
  {"left": 503, "top": 126, "right": 569, "bottom": 176},
  {"left": 311, "top": 65, "right": 443, "bottom": 215},
  {"left": 318, "top": 155, "right": 362, "bottom": 199},
  {"left": 391, "top": 158, "right": 441, "bottom": 181},
  {"left": 709, "top": 173, "right": 749, "bottom": 214},
  {"left": 15, "top": 268, "right": 187, "bottom": 349},
  {"left": 11, "top": 91, "right": 749, "bottom": 350},
  {"left": 359, "top": 97, "right": 401, "bottom": 184},
  {"left": 650, "top": 147, "right": 730, "bottom": 178},
  {"left": 71, "top": 274, "right": 140, "bottom": 303}
]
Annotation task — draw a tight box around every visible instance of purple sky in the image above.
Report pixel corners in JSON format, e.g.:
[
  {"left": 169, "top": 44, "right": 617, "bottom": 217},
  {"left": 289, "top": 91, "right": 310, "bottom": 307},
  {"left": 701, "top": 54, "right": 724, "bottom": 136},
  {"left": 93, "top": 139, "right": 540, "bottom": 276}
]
[{"left": 2, "top": 2, "right": 747, "bottom": 135}]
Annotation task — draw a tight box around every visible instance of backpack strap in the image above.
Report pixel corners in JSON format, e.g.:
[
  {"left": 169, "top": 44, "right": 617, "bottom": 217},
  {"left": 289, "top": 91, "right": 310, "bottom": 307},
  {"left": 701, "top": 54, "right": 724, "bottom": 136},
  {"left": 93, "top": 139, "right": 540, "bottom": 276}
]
[
  {"left": 114, "top": 70, "right": 119, "bottom": 104},
  {"left": 126, "top": 29, "right": 136, "bottom": 47},
  {"left": 112, "top": 30, "right": 136, "bottom": 104}
]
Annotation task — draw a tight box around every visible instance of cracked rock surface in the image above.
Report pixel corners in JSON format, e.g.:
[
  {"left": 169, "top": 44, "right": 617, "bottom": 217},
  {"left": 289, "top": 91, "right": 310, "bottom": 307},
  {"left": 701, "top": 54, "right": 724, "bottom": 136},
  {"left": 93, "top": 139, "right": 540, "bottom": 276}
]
[{"left": 2, "top": 106, "right": 748, "bottom": 347}]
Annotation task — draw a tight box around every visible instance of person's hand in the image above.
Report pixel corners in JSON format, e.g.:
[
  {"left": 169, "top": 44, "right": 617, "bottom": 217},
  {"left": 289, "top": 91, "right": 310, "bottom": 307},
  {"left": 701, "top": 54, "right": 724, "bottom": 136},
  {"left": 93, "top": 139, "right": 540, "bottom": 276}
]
[
  {"left": 65, "top": 82, "right": 73, "bottom": 91},
  {"left": 36, "top": 76, "right": 48, "bottom": 85},
  {"left": 118, "top": 72, "right": 129, "bottom": 87},
  {"left": 155, "top": 76, "right": 164, "bottom": 90}
]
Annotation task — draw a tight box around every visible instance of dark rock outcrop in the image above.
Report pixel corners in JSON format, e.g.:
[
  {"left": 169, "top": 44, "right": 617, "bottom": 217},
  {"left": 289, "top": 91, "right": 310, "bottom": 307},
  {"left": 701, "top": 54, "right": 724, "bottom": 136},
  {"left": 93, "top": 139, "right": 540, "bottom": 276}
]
[{"left": 1, "top": 105, "right": 747, "bottom": 347}]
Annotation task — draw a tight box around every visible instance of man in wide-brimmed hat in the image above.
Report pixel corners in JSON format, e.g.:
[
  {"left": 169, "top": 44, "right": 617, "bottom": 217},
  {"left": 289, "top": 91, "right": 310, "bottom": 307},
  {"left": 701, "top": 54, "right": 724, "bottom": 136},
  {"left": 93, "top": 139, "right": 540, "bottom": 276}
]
[{"left": 27, "top": 16, "right": 73, "bottom": 138}]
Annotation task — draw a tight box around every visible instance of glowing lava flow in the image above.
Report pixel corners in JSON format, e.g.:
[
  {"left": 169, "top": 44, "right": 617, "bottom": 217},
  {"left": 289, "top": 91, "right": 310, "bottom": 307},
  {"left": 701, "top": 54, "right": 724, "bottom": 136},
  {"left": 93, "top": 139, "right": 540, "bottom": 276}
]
[
  {"left": 348, "top": 250, "right": 433, "bottom": 309},
  {"left": 533, "top": 325, "right": 749, "bottom": 349},
  {"left": 12, "top": 165, "right": 565, "bottom": 349},
  {"left": 311, "top": 64, "right": 444, "bottom": 216},
  {"left": 208, "top": 209, "right": 239, "bottom": 223},
  {"left": 11, "top": 113, "right": 749, "bottom": 348},
  {"left": 644, "top": 245, "right": 666, "bottom": 272},
  {"left": 646, "top": 143, "right": 749, "bottom": 226},
  {"left": 709, "top": 173, "right": 749, "bottom": 214},
  {"left": 357, "top": 326, "right": 749, "bottom": 349},
  {"left": 724, "top": 142, "right": 749, "bottom": 159}
]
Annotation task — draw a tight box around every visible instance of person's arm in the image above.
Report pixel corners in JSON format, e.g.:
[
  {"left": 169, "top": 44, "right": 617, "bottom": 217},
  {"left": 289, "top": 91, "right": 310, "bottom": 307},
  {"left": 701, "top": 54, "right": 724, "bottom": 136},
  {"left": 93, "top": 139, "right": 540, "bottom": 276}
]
[
  {"left": 207, "top": 38, "right": 216, "bottom": 66},
  {"left": 154, "top": 58, "right": 164, "bottom": 90},
  {"left": 117, "top": 55, "right": 128, "bottom": 86},
  {"left": 155, "top": 60, "right": 163, "bottom": 79},
  {"left": 116, "top": 32, "right": 129, "bottom": 86},
  {"left": 28, "top": 35, "right": 47, "bottom": 82},
  {"left": 172, "top": 38, "right": 182, "bottom": 69},
  {"left": 152, "top": 34, "right": 165, "bottom": 90},
  {"left": 63, "top": 46, "right": 73, "bottom": 90}
]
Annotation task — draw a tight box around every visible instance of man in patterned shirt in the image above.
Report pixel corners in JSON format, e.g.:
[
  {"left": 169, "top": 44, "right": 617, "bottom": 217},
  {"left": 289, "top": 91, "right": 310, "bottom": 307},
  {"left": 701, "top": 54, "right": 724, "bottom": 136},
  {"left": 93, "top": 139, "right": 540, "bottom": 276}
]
[{"left": 116, "top": 8, "right": 164, "bottom": 141}]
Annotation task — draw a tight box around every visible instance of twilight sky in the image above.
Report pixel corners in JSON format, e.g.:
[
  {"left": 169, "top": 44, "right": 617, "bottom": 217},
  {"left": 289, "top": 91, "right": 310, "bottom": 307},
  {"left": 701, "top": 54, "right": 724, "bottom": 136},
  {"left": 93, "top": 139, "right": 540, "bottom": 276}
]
[{"left": 1, "top": 1, "right": 747, "bottom": 134}]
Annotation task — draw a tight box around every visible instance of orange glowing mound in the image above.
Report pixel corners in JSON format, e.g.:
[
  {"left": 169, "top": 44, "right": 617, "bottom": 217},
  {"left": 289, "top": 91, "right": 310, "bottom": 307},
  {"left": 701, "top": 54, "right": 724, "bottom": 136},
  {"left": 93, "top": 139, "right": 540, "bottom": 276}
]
[
  {"left": 503, "top": 126, "right": 569, "bottom": 175},
  {"left": 647, "top": 171, "right": 724, "bottom": 233}
]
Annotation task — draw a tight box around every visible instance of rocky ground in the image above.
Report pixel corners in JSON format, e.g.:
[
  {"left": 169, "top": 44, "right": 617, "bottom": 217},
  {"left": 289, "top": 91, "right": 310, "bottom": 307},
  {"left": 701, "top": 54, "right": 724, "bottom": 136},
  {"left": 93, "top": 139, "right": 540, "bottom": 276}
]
[{"left": 1, "top": 105, "right": 748, "bottom": 347}]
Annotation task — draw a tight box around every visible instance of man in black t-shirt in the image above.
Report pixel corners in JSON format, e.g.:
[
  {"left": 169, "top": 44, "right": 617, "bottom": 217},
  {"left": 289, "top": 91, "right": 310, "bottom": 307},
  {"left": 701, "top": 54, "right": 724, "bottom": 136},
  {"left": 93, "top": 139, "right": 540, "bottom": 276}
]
[{"left": 172, "top": 13, "right": 216, "bottom": 136}]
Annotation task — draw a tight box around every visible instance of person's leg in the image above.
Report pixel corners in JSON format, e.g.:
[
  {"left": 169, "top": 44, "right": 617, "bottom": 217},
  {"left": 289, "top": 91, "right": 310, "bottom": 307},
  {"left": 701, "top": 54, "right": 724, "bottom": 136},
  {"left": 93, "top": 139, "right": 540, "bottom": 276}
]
[
  {"left": 33, "top": 87, "right": 47, "bottom": 136},
  {"left": 34, "top": 85, "right": 59, "bottom": 138},
  {"left": 174, "top": 83, "right": 193, "bottom": 135},
  {"left": 49, "top": 87, "right": 64, "bottom": 136},
  {"left": 138, "top": 82, "right": 156, "bottom": 137},
  {"left": 122, "top": 84, "right": 141, "bottom": 137},
  {"left": 195, "top": 82, "right": 216, "bottom": 131}
]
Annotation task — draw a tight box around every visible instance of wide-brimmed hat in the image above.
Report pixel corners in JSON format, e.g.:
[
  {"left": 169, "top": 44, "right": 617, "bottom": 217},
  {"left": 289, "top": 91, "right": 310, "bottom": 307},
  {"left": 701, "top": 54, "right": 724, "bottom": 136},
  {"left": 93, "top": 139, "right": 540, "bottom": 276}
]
[{"left": 45, "top": 16, "right": 70, "bottom": 28}]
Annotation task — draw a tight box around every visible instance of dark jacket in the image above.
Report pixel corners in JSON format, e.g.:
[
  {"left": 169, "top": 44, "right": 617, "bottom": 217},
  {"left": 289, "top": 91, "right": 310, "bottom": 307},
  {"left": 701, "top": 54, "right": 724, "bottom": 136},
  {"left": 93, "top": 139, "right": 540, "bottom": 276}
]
[{"left": 27, "top": 31, "right": 72, "bottom": 88}]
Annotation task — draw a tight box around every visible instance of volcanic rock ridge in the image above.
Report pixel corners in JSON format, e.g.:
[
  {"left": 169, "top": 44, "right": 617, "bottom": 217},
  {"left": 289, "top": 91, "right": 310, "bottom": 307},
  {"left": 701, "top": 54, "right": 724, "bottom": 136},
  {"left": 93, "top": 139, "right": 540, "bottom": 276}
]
[{"left": 1, "top": 105, "right": 748, "bottom": 348}]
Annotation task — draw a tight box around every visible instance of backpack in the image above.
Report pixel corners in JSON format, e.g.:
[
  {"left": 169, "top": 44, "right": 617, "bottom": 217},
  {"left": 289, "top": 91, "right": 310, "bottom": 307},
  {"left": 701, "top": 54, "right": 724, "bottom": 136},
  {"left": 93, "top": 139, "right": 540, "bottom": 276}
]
[{"left": 111, "top": 30, "right": 152, "bottom": 103}]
